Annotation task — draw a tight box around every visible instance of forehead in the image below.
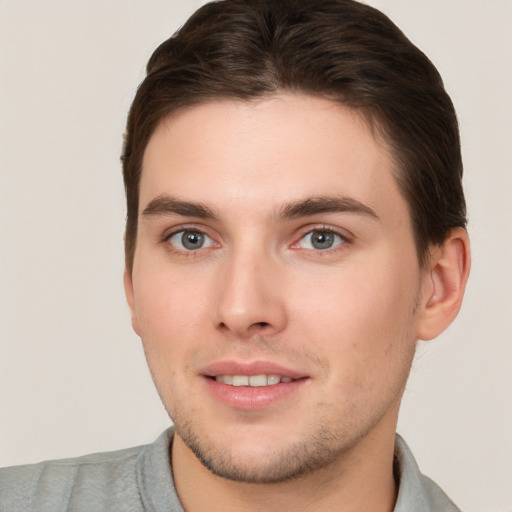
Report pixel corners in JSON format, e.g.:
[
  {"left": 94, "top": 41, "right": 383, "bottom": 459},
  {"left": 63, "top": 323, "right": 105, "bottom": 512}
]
[{"left": 139, "top": 93, "right": 405, "bottom": 224}]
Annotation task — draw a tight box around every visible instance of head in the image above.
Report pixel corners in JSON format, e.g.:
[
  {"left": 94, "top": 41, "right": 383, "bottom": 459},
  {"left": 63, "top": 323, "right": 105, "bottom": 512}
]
[
  {"left": 122, "top": 0, "right": 466, "bottom": 272},
  {"left": 122, "top": 0, "right": 470, "bottom": 487}
]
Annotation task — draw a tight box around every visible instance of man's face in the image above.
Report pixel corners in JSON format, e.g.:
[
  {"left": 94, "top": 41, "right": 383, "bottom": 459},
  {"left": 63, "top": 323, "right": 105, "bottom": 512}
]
[{"left": 126, "top": 94, "right": 431, "bottom": 482}]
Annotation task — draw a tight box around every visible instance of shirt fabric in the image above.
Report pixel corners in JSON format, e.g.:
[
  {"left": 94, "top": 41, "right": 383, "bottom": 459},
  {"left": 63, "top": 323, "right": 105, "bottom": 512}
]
[{"left": 0, "top": 428, "right": 460, "bottom": 511}]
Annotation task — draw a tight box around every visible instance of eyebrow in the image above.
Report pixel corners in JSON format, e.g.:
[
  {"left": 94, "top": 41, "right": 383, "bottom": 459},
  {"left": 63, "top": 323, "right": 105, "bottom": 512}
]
[
  {"left": 142, "top": 195, "right": 218, "bottom": 219},
  {"left": 277, "top": 196, "right": 379, "bottom": 221},
  {"left": 141, "top": 194, "right": 379, "bottom": 221}
]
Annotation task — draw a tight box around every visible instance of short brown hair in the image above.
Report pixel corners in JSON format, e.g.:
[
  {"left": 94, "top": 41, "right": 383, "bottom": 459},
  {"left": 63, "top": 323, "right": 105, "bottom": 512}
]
[{"left": 122, "top": 0, "right": 466, "bottom": 270}]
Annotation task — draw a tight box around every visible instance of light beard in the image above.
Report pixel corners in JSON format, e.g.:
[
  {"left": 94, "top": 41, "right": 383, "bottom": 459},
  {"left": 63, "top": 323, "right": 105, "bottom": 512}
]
[
  {"left": 170, "top": 412, "right": 377, "bottom": 484},
  {"left": 160, "top": 319, "right": 418, "bottom": 484}
]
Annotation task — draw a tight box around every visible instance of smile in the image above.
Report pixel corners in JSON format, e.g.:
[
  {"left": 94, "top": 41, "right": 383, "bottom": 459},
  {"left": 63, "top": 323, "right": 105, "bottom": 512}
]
[
  {"left": 214, "top": 374, "right": 294, "bottom": 387},
  {"left": 204, "top": 366, "right": 308, "bottom": 409}
]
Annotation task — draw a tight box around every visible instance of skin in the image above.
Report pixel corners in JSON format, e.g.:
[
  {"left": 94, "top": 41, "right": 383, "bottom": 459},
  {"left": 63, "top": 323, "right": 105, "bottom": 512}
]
[{"left": 125, "top": 93, "right": 470, "bottom": 512}]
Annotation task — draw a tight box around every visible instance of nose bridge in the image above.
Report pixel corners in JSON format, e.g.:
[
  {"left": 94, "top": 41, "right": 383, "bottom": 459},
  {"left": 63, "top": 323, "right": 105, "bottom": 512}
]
[{"left": 215, "top": 238, "right": 286, "bottom": 337}]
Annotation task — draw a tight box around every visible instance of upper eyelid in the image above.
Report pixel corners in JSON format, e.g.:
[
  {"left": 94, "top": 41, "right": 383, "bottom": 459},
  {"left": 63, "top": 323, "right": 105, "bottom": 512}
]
[
  {"left": 288, "top": 227, "right": 352, "bottom": 254},
  {"left": 163, "top": 228, "right": 218, "bottom": 255},
  {"left": 294, "top": 224, "right": 353, "bottom": 242},
  {"left": 159, "top": 223, "right": 353, "bottom": 248},
  {"left": 162, "top": 223, "right": 215, "bottom": 240}
]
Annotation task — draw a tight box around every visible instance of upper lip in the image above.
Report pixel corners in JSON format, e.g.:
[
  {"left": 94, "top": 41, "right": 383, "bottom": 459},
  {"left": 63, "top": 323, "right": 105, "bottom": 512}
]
[{"left": 201, "top": 360, "right": 308, "bottom": 380}]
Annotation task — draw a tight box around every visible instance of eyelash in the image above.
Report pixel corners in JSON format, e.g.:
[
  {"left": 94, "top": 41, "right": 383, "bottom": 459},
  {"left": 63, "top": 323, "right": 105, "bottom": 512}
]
[
  {"left": 291, "top": 225, "right": 351, "bottom": 253},
  {"left": 162, "top": 225, "right": 218, "bottom": 256},
  {"left": 161, "top": 224, "right": 351, "bottom": 255}
]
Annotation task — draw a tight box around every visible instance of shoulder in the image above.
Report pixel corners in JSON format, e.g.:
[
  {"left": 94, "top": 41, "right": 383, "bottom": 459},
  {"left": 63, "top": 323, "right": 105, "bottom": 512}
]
[
  {"left": 394, "top": 434, "right": 461, "bottom": 512},
  {"left": 0, "top": 442, "right": 147, "bottom": 512}
]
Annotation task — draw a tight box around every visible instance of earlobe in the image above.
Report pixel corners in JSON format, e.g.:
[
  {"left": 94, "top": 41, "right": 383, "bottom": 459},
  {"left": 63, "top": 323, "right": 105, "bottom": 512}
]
[
  {"left": 123, "top": 269, "right": 141, "bottom": 336},
  {"left": 417, "top": 228, "right": 471, "bottom": 341}
]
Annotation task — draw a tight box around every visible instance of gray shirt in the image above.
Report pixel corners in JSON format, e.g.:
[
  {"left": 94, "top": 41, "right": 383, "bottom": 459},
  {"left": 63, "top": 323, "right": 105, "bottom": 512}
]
[{"left": 0, "top": 429, "right": 460, "bottom": 511}]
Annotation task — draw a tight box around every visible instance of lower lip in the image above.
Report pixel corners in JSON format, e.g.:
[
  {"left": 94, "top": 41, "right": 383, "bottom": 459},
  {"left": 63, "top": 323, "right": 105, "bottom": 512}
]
[{"left": 203, "top": 377, "right": 307, "bottom": 410}]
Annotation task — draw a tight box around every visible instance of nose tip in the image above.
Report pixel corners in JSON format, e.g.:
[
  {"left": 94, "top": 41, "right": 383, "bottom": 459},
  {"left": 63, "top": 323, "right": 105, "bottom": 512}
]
[{"left": 215, "top": 257, "right": 287, "bottom": 339}]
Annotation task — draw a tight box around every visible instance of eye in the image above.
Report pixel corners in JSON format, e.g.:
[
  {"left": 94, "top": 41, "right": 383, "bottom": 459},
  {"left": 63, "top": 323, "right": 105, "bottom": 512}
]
[
  {"left": 297, "top": 229, "right": 345, "bottom": 250},
  {"left": 167, "top": 230, "right": 215, "bottom": 251}
]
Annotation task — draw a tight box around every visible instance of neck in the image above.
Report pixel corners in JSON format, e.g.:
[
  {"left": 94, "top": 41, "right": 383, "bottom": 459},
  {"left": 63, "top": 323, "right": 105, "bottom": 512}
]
[{"left": 171, "top": 424, "right": 398, "bottom": 512}]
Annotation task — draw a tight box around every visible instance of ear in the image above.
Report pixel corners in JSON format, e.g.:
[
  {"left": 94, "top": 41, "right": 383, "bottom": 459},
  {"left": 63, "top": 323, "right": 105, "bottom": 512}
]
[
  {"left": 123, "top": 269, "right": 141, "bottom": 336},
  {"left": 416, "top": 227, "right": 471, "bottom": 341}
]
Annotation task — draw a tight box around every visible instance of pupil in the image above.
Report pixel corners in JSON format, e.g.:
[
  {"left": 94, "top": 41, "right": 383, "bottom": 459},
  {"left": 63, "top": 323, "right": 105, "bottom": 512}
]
[
  {"left": 182, "top": 231, "right": 204, "bottom": 250},
  {"left": 312, "top": 231, "right": 333, "bottom": 250}
]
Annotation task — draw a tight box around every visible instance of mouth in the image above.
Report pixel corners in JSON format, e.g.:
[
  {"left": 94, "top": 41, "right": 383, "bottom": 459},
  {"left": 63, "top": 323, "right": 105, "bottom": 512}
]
[
  {"left": 201, "top": 361, "right": 309, "bottom": 410},
  {"left": 213, "top": 374, "right": 294, "bottom": 387}
]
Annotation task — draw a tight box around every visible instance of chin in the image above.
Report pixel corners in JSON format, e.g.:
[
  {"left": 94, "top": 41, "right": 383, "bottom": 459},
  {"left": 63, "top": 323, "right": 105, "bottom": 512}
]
[
  {"left": 189, "top": 440, "right": 335, "bottom": 484},
  {"left": 174, "top": 415, "right": 357, "bottom": 484}
]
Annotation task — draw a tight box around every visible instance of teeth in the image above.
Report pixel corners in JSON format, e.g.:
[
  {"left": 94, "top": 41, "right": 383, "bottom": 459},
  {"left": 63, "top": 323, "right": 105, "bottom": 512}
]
[
  {"left": 249, "top": 375, "right": 267, "bottom": 387},
  {"left": 215, "top": 374, "right": 294, "bottom": 387},
  {"left": 267, "top": 375, "right": 280, "bottom": 385},
  {"left": 232, "top": 375, "right": 249, "bottom": 386}
]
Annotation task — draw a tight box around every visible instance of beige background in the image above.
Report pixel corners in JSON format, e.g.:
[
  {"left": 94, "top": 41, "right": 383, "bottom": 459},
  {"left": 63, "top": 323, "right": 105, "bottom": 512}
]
[{"left": 1, "top": 1, "right": 511, "bottom": 510}]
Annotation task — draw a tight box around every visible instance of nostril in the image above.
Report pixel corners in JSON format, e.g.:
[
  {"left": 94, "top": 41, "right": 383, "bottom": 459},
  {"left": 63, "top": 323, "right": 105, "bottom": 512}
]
[{"left": 254, "top": 322, "right": 270, "bottom": 328}]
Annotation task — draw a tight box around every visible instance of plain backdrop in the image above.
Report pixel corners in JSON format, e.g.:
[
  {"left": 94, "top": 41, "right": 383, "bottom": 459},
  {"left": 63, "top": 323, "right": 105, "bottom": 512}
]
[{"left": 0, "top": 1, "right": 511, "bottom": 511}]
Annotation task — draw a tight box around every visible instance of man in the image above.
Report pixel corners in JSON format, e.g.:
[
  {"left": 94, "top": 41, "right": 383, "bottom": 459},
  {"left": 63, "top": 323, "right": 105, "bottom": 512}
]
[{"left": 0, "top": 0, "right": 470, "bottom": 510}]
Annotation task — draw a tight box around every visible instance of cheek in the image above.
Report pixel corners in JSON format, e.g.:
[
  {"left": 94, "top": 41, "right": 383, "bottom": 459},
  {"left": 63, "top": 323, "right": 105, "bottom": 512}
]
[
  {"left": 134, "top": 261, "right": 210, "bottom": 330},
  {"left": 131, "top": 267, "right": 213, "bottom": 382},
  {"left": 291, "top": 260, "right": 419, "bottom": 372},
  {"left": 131, "top": 275, "right": 206, "bottom": 410}
]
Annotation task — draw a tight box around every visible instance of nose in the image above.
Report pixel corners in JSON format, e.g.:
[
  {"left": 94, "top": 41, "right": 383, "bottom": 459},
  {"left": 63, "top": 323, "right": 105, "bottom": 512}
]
[{"left": 215, "top": 247, "right": 288, "bottom": 339}]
